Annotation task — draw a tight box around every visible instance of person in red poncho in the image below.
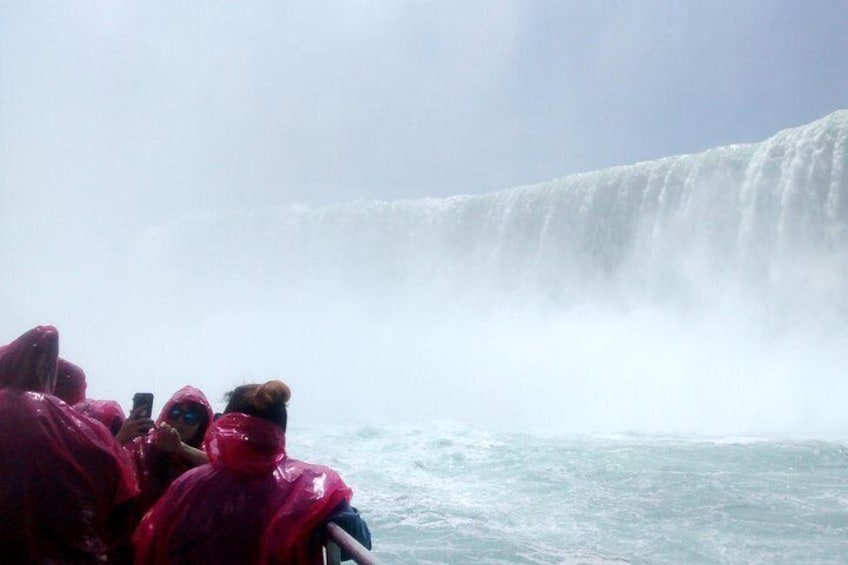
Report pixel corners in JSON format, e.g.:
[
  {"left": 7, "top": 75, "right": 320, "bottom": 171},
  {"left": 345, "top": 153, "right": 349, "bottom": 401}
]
[
  {"left": 133, "top": 380, "right": 371, "bottom": 564},
  {"left": 77, "top": 398, "right": 128, "bottom": 436},
  {"left": 53, "top": 357, "right": 132, "bottom": 439},
  {"left": 0, "top": 325, "right": 139, "bottom": 563},
  {"left": 53, "top": 357, "right": 88, "bottom": 405},
  {"left": 125, "top": 384, "right": 213, "bottom": 522}
]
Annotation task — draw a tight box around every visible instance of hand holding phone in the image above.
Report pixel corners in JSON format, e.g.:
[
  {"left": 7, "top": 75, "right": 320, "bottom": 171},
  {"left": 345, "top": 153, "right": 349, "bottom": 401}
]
[
  {"left": 116, "top": 393, "right": 155, "bottom": 445},
  {"left": 132, "top": 392, "right": 155, "bottom": 434},
  {"left": 132, "top": 392, "right": 154, "bottom": 419}
]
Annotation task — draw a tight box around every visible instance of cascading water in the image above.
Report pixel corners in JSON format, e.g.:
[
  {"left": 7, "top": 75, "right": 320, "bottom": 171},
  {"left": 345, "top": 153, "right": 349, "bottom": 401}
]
[{"left": 130, "top": 110, "right": 848, "bottom": 435}]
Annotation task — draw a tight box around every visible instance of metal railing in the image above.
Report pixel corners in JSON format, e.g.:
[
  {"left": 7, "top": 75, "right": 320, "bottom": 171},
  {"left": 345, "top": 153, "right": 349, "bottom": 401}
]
[{"left": 324, "top": 521, "right": 383, "bottom": 565}]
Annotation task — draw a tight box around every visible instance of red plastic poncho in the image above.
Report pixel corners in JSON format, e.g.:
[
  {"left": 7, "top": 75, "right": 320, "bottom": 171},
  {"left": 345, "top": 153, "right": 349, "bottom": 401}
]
[
  {"left": 125, "top": 384, "right": 214, "bottom": 517},
  {"left": 0, "top": 326, "right": 139, "bottom": 563},
  {"left": 0, "top": 325, "right": 59, "bottom": 392},
  {"left": 133, "top": 413, "right": 352, "bottom": 565},
  {"left": 54, "top": 357, "right": 88, "bottom": 405},
  {"left": 76, "top": 398, "right": 127, "bottom": 436}
]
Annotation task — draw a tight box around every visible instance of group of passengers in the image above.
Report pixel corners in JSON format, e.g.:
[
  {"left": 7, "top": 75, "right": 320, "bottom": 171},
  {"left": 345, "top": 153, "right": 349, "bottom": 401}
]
[{"left": 0, "top": 325, "right": 371, "bottom": 564}]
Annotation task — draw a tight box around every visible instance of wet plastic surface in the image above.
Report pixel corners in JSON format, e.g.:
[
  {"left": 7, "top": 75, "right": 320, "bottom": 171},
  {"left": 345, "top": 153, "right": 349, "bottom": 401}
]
[
  {"left": 0, "top": 325, "right": 138, "bottom": 562},
  {"left": 134, "top": 412, "right": 352, "bottom": 564}
]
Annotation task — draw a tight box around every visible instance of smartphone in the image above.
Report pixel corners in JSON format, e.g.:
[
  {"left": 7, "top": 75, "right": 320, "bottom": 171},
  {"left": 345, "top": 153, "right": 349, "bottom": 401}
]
[{"left": 132, "top": 392, "right": 154, "bottom": 420}]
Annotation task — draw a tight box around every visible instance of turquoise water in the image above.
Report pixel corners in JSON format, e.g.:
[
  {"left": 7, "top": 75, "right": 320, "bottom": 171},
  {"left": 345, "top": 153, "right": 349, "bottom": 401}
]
[{"left": 293, "top": 425, "right": 848, "bottom": 564}]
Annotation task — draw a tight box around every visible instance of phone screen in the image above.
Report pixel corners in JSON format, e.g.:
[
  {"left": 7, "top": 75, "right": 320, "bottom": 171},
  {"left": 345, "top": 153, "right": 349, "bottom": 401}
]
[{"left": 132, "top": 392, "right": 154, "bottom": 419}]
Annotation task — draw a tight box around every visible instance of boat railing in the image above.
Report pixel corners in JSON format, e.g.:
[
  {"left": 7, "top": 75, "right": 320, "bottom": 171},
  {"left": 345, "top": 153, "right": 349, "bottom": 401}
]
[{"left": 324, "top": 521, "right": 383, "bottom": 565}]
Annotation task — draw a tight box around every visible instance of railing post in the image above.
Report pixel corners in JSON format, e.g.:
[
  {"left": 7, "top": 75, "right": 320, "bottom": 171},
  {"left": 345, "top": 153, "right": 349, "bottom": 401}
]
[
  {"left": 325, "top": 536, "right": 342, "bottom": 565},
  {"left": 323, "top": 521, "right": 383, "bottom": 565}
]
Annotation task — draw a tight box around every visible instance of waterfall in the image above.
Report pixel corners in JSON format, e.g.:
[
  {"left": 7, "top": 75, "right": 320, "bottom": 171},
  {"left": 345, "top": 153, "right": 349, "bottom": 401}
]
[{"left": 131, "top": 111, "right": 848, "bottom": 435}]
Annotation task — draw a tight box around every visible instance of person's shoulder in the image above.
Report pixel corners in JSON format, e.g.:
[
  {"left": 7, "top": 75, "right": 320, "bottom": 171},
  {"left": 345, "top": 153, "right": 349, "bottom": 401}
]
[
  {"left": 152, "top": 460, "right": 218, "bottom": 503},
  {"left": 284, "top": 456, "right": 338, "bottom": 472},
  {"left": 171, "top": 459, "right": 216, "bottom": 485},
  {"left": 44, "top": 395, "right": 138, "bottom": 481},
  {"left": 279, "top": 457, "right": 338, "bottom": 477},
  {"left": 45, "top": 394, "right": 112, "bottom": 437},
  {"left": 279, "top": 458, "right": 350, "bottom": 492}
]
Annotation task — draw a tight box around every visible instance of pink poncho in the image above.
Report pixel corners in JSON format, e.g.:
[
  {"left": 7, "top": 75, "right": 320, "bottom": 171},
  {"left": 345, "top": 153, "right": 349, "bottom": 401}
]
[
  {"left": 125, "top": 384, "right": 215, "bottom": 518},
  {"left": 134, "top": 412, "right": 352, "bottom": 564},
  {"left": 0, "top": 325, "right": 138, "bottom": 562}
]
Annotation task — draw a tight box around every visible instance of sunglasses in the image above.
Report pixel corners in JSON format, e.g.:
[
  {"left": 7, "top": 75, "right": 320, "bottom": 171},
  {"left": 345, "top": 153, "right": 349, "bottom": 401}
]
[{"left": 167, "top": 405, "right": 203, "bottom": 426}]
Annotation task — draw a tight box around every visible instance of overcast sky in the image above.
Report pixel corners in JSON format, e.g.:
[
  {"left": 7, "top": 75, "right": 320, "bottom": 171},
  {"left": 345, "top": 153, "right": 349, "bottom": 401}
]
[
  {"left": 3, "top": 1, "right": 847, "bottom": 217},
  {"left": 2, "top": 2, "right": 848, "bottom": 421}
]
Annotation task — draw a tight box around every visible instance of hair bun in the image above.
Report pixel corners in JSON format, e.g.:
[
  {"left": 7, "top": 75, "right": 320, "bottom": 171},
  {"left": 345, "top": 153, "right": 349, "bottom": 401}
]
[{"left": 253, "top": 380, "right": 291, "bottom": 410}]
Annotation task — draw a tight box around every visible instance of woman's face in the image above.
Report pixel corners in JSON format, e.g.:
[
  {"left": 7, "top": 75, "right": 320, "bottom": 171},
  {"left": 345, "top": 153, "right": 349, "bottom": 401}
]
[{"left": 165, "top": 402, "right": 204, "bottom": 444}]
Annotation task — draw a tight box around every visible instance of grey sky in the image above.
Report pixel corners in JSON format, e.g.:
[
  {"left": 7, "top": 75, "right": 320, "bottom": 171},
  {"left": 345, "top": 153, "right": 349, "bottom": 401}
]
[{"left": 3, "top": 1, "right": 847, "bottom": 217}]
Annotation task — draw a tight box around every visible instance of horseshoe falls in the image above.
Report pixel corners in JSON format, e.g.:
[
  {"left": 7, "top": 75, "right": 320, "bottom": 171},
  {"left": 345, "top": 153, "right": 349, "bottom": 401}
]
[
  {"left": 131, "top": 110, "right": 848, "bottom": 436},
  {"left": 128, "top": 111, "right": 848, "bottom": 563}
]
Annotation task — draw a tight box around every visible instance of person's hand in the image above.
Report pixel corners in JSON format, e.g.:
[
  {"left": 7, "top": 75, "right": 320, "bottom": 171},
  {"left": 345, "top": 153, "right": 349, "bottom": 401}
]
[
  {"left": 115, "top": 405, "right": 154, "bottom": 446},
  {"left": 152, "top": 423, "right": 183, "bottom": 454}
]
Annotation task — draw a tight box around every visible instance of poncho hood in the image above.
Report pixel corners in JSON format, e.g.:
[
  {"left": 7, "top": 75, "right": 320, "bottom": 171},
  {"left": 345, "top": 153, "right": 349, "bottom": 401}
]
[
  {"left": 156, "top": 385, "right": 215, "bottom": 448},
  {"left": 0, "top": 325, "right": 59, "bottom": 392},
  {"left": 54, "top": 357, "right": 87, "bottom": 405},
  {"left": 205, "top": 412, "right": 287, "bottom": 475},
  {"left": 76, "top": 398, "right": 126, "bottom": 435}
]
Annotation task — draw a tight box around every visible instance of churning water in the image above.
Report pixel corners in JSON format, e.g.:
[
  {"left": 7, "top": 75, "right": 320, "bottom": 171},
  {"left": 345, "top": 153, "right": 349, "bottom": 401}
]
[{"left": 294, "top": 424, "right": 848, "bottom": 564}]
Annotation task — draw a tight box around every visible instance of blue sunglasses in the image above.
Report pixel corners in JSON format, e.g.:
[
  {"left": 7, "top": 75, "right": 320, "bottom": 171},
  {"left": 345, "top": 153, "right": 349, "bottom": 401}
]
[{"left": 168, "top": 405, "right": 203, "bottom": 426}]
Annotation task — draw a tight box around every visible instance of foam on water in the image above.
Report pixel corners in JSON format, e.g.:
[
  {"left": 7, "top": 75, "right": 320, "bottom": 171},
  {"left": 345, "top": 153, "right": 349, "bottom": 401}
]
[{"left": 293, "top": 423, "right": 848, "bottom": 564}]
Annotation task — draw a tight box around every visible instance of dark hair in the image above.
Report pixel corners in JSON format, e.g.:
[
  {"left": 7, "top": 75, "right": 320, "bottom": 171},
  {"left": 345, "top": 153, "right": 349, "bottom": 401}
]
[
  {"left": 109, "top": 417, "right": 123, "bottom": 437},
  {"left": 224, "top": 380, "right": 290, "bottom": 431}
]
